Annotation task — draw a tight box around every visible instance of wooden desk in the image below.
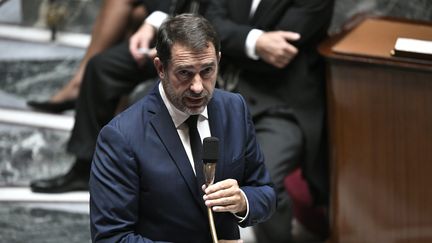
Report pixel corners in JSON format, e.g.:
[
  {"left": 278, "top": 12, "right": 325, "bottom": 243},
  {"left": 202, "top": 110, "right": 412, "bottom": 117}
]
[{"left": 319, "top": 17, "right": 432, "bottom": 243}]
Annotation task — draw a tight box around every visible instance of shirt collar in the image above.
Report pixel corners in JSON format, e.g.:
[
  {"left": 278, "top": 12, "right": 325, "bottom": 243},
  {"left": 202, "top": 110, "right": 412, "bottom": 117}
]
[{"left": 158, "top": 82, "right": 208, "bottom": 128}]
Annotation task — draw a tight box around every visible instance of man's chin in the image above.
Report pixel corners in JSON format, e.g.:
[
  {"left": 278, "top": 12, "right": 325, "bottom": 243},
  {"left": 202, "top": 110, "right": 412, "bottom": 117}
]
[{"left": 185, "top": 106, "right": 205, "bottom": 115}]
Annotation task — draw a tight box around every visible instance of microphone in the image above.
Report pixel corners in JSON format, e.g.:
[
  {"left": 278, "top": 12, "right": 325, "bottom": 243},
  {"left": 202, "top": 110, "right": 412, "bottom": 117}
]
[
  {"left": 202, "top": 137, "right": 219, "bottom": 243},
  {"left": 203, "top": 137, "right": 219, "bottom": 186}
]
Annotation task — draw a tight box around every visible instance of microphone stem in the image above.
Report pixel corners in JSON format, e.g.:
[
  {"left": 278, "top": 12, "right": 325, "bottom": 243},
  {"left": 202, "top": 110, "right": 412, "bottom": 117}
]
[
  {"left": 204, "top": 162, "right": 218, "bottom": 242},
  {"left": 207, "top": 207, "right": 218, "bottom": 243},
  {"left": 203, "top": 138, "right": 220, "bottom": 242}
]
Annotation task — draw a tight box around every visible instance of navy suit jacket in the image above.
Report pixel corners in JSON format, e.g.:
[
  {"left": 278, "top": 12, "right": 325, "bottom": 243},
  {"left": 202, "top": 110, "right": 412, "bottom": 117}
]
[{"left": 90, "top": 83, "right": 276, "bottom": 242}]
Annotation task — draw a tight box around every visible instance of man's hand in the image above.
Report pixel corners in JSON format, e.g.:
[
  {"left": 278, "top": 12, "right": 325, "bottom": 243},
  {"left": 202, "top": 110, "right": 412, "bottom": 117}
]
[
  {"left": 203, "top": 179, "right": 246, "bottom": 215},
  {"left": 255, "top": 31, "right": 300, "bottom": 68},
  {"left": 129, "top": 22, "right": 157, "bottom": 65}
]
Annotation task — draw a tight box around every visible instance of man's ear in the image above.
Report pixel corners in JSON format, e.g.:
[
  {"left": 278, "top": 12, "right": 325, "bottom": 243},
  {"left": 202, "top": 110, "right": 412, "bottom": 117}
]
[{"left": 154, "top": 57, "right": 165, "bottom": 79}]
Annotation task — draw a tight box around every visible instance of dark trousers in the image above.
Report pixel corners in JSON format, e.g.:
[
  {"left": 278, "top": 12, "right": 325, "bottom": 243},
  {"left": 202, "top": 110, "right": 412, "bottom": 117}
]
[
  {"left": 67, "top": 41, "right": 157, "bottom": 161},
  {"left": 253, "top": 111, "right": 303, "bottom": 243}
]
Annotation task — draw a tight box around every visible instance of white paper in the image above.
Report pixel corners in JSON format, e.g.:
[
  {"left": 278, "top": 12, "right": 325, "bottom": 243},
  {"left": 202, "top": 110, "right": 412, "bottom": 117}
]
[{"left": 394, "top": 37, "right": 432, "bottom": 55}]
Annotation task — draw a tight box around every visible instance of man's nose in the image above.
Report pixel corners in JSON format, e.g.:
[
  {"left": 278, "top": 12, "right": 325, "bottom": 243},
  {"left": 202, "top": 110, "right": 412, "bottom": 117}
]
[{"left": 190, "top": 75, "right": 204, "bottom": 93}]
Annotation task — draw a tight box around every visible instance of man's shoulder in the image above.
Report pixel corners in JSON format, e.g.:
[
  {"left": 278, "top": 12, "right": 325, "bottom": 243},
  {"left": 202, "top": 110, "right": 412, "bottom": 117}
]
[
  {"left": 213, "top": 88, "right": 244, "bottom": 103},
  {"left": 211, "top": 89, "right": 248, "bottom": 114},
  {"left": 109, "top": 91, "right": 160, "bottom": 128}
]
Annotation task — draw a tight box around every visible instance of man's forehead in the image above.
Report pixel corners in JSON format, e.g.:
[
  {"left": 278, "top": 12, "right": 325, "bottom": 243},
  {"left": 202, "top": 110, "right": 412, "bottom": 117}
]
[
  {"left": 170, "top": 43, "right": 218, "bottom": 66},
  {"left": 171, "top": 42, "right": 216, "bottom": 56}
]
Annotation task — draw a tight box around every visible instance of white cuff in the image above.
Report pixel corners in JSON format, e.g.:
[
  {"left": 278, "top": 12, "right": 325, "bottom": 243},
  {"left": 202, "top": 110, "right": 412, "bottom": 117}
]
[
  {"left": 145, "top": 11, "right": 169, "bottom": 29},
  {"left": 233, "top": 189, "right": 249, "bottom": 223},
  {"left": 245, "top": 29, "right": 264, "bottom": 60}
]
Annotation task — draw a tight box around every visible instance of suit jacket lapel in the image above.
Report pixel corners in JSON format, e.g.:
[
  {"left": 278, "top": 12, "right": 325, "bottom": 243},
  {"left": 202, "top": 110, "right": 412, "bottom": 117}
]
[{"left": 150, "top": 92, "right": 206, "bottom": 213}]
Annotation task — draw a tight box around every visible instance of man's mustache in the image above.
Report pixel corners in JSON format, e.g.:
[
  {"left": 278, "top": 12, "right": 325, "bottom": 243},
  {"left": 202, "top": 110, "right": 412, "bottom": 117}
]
[{"left": 184, "top": 91, "right": 209, "bottom": 99}]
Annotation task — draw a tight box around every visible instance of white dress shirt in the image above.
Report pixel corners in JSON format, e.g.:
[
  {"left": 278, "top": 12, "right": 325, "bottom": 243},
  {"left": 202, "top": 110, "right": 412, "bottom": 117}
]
[{"left": 245, "top": 0, "right": 264, "bottom": 60}]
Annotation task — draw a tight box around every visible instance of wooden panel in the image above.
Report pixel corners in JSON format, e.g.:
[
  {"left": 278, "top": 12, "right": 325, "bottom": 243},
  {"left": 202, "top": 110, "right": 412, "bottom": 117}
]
[{"left": 326, "top": 60, "right": 432, "bottom": 243}]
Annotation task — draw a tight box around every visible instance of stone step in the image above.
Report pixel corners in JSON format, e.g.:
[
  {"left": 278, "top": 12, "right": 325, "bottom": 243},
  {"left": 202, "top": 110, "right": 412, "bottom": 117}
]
[
  {"left": 0, "top": 201, "right": 91, "bottom": 243},
  {"left": 0, "top": 37, "right": 85, "bottom": 101},
  {"left": 0, "top": 92, "right": 73, "bottom": 187},
  {"left": 0, "top": 106, "right": 74, "bottom": 131},
  {"left": 0, "top": 24, "right": 90, "bottom": 48},
  {"left": 0, "top": 122, "right": 74, "bottom": 187},
  {"left": 0, "top": 187, "right": 88, "bottom": 202}
]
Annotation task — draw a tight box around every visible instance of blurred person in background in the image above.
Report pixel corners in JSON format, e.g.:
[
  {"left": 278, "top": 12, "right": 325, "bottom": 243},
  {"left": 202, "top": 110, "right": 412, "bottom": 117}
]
[{"left": 206, "top": 0, "right": 334, "bottom": 242}]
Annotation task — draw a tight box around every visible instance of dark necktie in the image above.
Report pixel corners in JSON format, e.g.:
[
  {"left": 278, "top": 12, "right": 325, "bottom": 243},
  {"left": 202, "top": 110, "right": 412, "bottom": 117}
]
[{"left": 185, "top": 115, "right": 205, "bottom": 191}]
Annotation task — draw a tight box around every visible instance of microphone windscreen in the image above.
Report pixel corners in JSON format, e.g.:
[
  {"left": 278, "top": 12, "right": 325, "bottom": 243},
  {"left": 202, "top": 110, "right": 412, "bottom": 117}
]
[{"left": 203, "top": 137, "right": 219, "bottom": 163}]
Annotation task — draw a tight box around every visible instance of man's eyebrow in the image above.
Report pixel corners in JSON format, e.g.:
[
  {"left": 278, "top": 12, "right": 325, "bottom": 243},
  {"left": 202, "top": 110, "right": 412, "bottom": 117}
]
[
  {"left": 201, "top": 61, "right": 217, "bottom": 68},
  {"left": 174, "top": 61, "right": 217, "bottom": 70},
  {"left": 174, "top": 64, "right": 194, "bottom": 70}
]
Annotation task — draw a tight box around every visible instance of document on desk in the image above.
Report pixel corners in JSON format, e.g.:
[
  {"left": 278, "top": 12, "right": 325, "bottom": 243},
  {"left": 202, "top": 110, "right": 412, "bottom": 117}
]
[{"left": 391, "top": 37, "right": 432, "bottom": 60}]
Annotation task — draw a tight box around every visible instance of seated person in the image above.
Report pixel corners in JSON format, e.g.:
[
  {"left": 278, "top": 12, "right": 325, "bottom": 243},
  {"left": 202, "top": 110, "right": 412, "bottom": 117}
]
[{"left": 205, "top": 0, "right": 334, "bottom": 242}]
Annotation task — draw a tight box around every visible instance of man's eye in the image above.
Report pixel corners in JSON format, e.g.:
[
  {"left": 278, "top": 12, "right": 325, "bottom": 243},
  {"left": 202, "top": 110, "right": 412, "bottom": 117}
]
[
  {"left": 178, "top": 70, "right": 192, "bottom": 79},
  {"left": 179, "top": 70, "right": 189, "bottom": 76},
  {"left": 201, "top": 67, "right": 214, "bottom": 77}
]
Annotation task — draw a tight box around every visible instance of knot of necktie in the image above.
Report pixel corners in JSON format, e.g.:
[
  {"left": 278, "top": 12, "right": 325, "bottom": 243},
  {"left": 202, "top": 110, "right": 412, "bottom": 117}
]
[{"left": 185, "top": 115, "right": 199, "bottom": 132}]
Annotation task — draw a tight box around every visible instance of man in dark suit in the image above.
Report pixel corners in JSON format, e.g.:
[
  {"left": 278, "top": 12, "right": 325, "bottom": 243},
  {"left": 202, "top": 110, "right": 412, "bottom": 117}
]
[
  {"left": 29, "top": 0, "right": 210, "bottom": 193},
  {"left": 206, "top": 0, "right": 334, "bottom": 242},
  {"left": 90, "top": 14, "right": 276, "bottom": 242}
]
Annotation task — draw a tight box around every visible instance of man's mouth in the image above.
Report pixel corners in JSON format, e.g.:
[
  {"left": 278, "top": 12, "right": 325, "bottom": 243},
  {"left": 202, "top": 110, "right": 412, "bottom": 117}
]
[{"left": 185, "top": 97, "right": 205, "bottom": 107}]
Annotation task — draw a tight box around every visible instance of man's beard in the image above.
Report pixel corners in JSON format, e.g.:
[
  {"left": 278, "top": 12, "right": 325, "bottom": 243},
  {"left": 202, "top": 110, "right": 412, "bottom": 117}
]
[{"left": 163, "top": 79, "right": 213, "bottom": 115}]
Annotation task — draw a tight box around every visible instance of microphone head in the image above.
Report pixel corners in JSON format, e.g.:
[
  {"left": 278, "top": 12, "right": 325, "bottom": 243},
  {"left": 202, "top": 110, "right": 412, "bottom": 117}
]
[{"left": 202, "top": 137, "right": 219, "bottom": 163}]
